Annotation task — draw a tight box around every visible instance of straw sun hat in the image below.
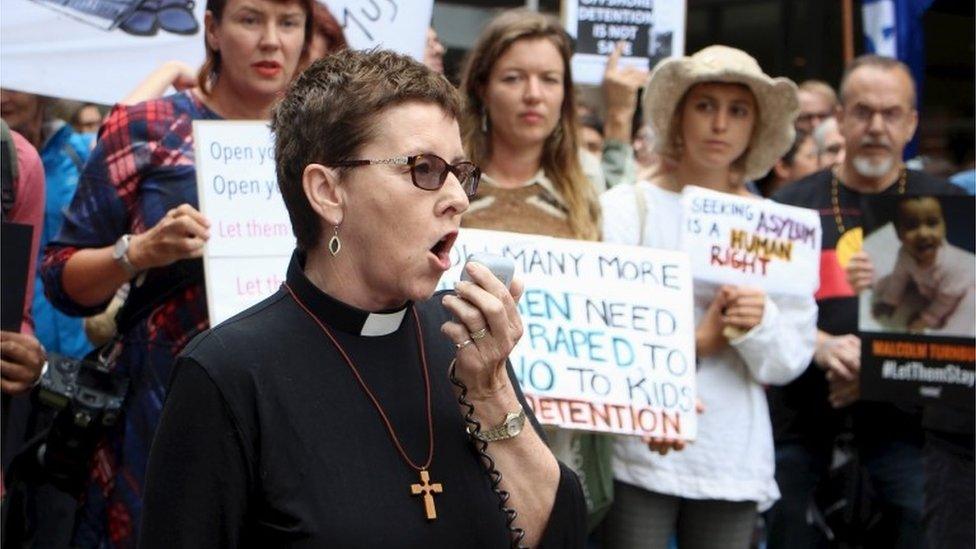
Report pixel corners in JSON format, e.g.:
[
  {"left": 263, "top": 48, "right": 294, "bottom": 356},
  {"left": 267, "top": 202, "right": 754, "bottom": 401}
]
[{"left": 644, "top": 45, "right": 799, "bottom": 182}]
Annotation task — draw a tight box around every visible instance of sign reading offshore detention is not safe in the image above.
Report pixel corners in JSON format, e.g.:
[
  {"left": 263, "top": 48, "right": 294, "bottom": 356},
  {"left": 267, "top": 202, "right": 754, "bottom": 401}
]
[
  {"left": 563, "top": 0, "right": 686, "bottom": 85},
  {"left": 439, "top": 229, "right": 697, "bottom": 441}
]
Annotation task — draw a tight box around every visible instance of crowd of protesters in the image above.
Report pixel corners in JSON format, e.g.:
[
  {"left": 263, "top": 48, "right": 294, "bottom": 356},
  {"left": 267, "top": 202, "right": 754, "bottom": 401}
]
[{"left": 0, "top": 2, "right": 973, "bottom": 548}]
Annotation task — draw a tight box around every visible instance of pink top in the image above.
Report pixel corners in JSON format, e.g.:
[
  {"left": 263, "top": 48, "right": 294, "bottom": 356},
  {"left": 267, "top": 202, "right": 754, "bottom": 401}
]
[
  {"left": 879, "top": 242, "right": 976, "bottom": 328},
  {"left": 7, "top": 130, "right": 45, "bottom": 334}
]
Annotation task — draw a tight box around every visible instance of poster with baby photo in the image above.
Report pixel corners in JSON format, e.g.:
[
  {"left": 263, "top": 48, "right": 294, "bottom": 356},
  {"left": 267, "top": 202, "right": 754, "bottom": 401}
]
[{"left": 859, "top": 194, "right": 975, "bottom": 410}]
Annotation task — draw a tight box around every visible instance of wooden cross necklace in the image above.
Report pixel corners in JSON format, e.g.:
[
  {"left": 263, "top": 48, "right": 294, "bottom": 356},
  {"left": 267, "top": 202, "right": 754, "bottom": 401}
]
[{"left": 284, "top": 283, "right": 443, "bottom": 521}]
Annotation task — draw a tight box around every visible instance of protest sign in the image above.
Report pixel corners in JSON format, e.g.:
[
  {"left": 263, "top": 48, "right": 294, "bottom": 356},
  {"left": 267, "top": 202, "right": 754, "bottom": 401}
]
[
  {"left": 679, "top": 185, "right": 821, "bottom": 296},
  {"left": 194, "top": 123, "right": 698, "bottom": 438},
  {"left": 326, "top": 0, "right": 431, "bottom": 61},
  {"left": 564, "top": 0, "right": 685, "bottom": 85},
  {"left": 440, "top": 229, "right": 697, "bottom": 440},
  {"left": 194, "top": 120, "right": 293, "bottom": 326},
  {"left": 1, "top": 0, "right": 431, "bottom": 104},
  {"left": 858, "top": 195, "right": 975, "bottom": 409}
]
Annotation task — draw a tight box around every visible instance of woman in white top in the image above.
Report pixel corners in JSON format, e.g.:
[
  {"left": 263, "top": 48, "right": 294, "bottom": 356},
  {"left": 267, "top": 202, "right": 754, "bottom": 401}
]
[{"left": 600, "top": 45, "right": 817, "bottom": 548}]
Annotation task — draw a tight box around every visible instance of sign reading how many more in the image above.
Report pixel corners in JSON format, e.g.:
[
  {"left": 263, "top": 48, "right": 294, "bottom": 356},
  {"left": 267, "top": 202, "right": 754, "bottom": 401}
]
[
  {"left": 564, "top": 0, "right": 686, "bottom": 85},
  {"left": 193, "top": 120, "right": 698, "bottom": 439},
  {"left": 440, "top": 229, "right": 697, "bottom": 440},
  {"left": 680, "top": 186, "right": 822, "bottom": 296},
  {"left": 194, "top": 121, "right": 294, "bottom": 326}
]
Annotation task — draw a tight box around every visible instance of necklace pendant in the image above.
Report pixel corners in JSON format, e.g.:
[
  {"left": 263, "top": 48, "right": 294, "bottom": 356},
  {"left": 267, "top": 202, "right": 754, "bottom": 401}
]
[{"left": 410, "top": 469, "right": 443, "bottom": 521}]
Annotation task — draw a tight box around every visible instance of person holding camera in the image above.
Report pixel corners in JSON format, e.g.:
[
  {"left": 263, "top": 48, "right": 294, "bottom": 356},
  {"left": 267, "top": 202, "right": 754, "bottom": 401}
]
[
  {"left": 38, "top": 0, "right": 313, "bottom": 544},
  {"left": 139, "top": 49, "right": 585, "bottom": 547}
]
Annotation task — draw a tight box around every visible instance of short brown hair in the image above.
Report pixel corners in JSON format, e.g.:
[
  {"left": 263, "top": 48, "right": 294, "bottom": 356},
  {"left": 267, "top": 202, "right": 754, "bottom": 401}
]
[
  {"left": 271, "top": 49, "right": 461, "bottom": 251},
  {"left": 197, "top": 0, "right": 314, "bottom": 94},
  {"left": 459, "top": 9, "right": 600, "bottom": 241},
  {"left": 839, "top": 55, "right": 916, "bottom": 106}
]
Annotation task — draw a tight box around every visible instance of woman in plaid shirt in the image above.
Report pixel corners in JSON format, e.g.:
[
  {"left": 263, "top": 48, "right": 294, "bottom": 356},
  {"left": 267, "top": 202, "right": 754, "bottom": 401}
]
[{"left": 40, "top": 0, "right": 312, "bottom": 544}]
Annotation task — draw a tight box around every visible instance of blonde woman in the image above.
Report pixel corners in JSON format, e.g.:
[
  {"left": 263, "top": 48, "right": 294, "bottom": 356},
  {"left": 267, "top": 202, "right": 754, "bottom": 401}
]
[
  {"left": 458, "top": 8, "right": 610, "bottom": 530},
  {"left": 459, "top": 9, "right": 600, "bottom": 241},
  {"left": 600, "top": 46, "right": 817, "bottom": 548}
]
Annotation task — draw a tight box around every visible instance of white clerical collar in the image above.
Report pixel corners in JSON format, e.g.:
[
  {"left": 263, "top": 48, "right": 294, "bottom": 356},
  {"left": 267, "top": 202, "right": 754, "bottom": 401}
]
[
  {"left": 287, "top": 251, "right": 411, "bottom": 337},
  {"left": 360, "top": 309, "right": 408, "bottom": 336}
]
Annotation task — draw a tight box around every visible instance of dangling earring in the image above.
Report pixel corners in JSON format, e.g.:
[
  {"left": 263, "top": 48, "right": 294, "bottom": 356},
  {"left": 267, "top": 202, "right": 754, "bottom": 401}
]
[
  {"left": 480, "top": 109, "right": 489, "bottom": 133},
  {"left": 328, "top": 225, "right": 341, "bottom": 256}
]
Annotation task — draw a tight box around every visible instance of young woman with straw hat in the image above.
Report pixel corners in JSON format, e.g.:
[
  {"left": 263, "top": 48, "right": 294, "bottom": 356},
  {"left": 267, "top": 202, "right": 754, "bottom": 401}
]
[{"left": 599, "top": 45, "right": 817, "bottom": 548}]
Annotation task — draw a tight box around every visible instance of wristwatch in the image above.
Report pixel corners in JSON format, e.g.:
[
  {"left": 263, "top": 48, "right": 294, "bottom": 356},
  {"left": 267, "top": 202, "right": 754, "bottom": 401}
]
[
  {"left": 112, "top": 234, "right": 140, "bottom": 278},
  {"left": 468, "top": 406, "right": 526, "bottom": 442}
]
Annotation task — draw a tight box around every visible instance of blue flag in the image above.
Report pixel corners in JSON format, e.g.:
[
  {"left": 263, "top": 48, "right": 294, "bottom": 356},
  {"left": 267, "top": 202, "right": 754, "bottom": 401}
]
[{"left": 861, "top": 0, "right": 934, "bottom": 157}]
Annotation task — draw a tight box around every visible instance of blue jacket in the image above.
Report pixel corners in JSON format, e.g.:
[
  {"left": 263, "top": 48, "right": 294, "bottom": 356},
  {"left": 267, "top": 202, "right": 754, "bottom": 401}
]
[{"left": 32, "top": 121, "right": 94, "bottom": 358}]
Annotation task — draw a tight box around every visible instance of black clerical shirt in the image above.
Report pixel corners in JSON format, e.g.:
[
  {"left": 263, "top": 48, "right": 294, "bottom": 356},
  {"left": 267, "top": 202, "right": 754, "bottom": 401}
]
[{"left": 139, "top": 251, "right": 586, "bottom": 548}]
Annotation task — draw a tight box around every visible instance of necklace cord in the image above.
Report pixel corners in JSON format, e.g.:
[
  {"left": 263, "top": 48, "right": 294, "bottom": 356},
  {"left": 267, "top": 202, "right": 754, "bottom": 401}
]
[
  {"left": 832, "top": 168, "right": 907, "bottom": 235},
  {"left": 283, "top": 283, "right": 434, "bottom": 471},
  {"left": 449, "top": 359, "right": 527, "bottom": 549}
]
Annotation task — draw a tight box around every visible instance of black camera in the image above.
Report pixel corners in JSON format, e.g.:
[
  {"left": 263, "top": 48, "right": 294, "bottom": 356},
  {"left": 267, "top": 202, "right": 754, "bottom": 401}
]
[{"left": 35, "top": 352, "right": 128, "bottom": 496}]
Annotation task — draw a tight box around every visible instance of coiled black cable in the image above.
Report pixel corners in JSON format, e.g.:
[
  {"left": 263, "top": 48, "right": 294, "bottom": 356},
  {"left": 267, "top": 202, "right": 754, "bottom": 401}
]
[{"left": 449, "top": 359, "right": 527, "bottom": 549}]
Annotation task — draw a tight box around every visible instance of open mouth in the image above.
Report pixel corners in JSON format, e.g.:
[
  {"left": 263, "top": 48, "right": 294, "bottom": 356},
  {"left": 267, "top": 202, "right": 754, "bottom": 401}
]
[{"left": 429, "top": 231, "right": 458, "bottom": 269}]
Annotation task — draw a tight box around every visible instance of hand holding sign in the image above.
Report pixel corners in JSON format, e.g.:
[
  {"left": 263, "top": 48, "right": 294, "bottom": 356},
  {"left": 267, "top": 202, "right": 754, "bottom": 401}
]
[
  {"left": 696, "top": 288, "right": 730, "bottom": 358},
  {"left": 130, "top": 204, "right": 211, "bottom": 270},
  {"left": 603, "top": 42, "right": 648, "bottom": 142},
  {"left": 721, "top": 287, "right": 766, "bottom": 332},
  {"left": 814, "top": 333, "right": 860, "bottom": 381},
  {"left": 846, "top": 251, "right": 876, "bottom": 294}
]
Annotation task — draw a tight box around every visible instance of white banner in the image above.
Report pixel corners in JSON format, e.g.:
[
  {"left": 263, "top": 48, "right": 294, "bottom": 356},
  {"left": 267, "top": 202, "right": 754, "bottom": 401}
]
[
  {"left": 680, "top": 185, "right": 822, "bottom": 296},
  {"left": 563, "top": 0, "right": 685, "bottom": 85},
  {"left": 195, "top": 120, "right": 697, "bottom": 439},
  {"left": 1, "top": 0, "right": 432, "bottom": 105},
  {"left": 194, "top": 120, "right": 293, "bottom": 325},
  {"left": 440, "top": 229, "right": 697, "bottom": 440}
]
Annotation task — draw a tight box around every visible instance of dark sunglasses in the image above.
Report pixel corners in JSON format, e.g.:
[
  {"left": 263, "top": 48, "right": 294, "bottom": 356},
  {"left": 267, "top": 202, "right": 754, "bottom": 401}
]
[{"left": 330, "top": 154, "right": 481, "bottom": 197}]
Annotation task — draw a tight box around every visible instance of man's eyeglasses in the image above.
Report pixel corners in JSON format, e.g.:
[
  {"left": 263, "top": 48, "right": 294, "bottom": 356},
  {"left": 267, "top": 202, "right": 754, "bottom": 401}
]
[
  {"left": 329, "top": 154, "right": 481, "bottom": 197},
  {"left": 847, "top": 105, "right": 909, "bottom": 126}
]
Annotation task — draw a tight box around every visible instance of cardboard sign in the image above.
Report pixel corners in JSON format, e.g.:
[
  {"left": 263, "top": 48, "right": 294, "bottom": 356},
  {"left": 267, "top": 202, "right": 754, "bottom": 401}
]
[
  {"left": 194, "top": 121, "right": 293, "bottom": 326},
  {"left": 1, "top": 0, "right": 431, "bottom": 104},
  {"left": 326, "top": 0, "right": 432, "bottom": 61},
  {"left": 679, "top": 185, "right": 822, "bottom": 295},
  {"left": 440, "top": 229, "right": 697, "bottom": 440},
  {"left": 858, "top": 194, "right": 975, "bottom": 409},
  {"left": 564, "top": 0, "right": 686, "bottom": 85},
  {"left": 194, "top": 120, "right": 698, "bottom": 438}
]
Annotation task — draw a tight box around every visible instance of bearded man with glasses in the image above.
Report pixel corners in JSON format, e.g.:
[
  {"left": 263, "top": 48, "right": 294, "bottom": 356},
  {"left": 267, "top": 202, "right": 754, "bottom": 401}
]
[{"left": 767, "top": 56, "right": 968, "bottom": 549}]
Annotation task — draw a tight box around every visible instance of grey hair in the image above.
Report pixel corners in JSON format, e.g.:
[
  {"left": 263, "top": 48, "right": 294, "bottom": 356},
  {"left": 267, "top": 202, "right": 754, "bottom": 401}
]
[{"left": 812, "top": 117, "right": 838, "bottom": 154}]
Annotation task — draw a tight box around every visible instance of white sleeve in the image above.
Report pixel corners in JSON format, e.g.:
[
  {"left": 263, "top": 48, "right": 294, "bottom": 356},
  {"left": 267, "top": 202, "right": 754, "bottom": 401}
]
[
  {"left": 600, "top": 184, "right": 641, "bottom": 245},
  {"left": 729, "top": 293, "right": 818, "bottom": 385}
]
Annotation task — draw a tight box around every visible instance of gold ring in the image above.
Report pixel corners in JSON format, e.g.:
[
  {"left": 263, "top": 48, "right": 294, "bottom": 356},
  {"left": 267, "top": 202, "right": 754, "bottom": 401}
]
[
  {"left": 470, "top": 327, "right": 489, "bottom": 340},
  {"left": 455, "top": 338, "right": 474, "bottom": 351}
]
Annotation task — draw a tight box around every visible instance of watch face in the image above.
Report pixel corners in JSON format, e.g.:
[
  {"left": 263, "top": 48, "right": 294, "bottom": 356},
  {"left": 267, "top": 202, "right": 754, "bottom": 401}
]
[{"left": 506, "top": 422, "right": 519, "bottom": 437}]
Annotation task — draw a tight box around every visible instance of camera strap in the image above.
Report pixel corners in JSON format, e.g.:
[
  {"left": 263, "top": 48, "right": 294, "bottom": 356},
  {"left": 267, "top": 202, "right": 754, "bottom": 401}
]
[{"left": 91, "top": 258, "right": 204, "bottom": 368}]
